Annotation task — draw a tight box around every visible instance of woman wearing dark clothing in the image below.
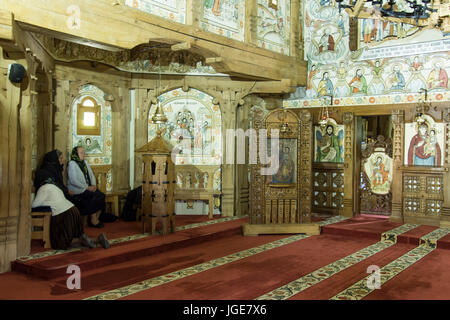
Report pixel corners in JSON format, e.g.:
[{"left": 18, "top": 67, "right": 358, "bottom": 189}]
[
  {"left": 32, "top": 150, "right": 110, "bottom": 250},
  {"left": 67, "top": 146, "right": 106, "bottom": 228},
  {"left": 34, "top": 149, "right": 72, "bottom": 199}
]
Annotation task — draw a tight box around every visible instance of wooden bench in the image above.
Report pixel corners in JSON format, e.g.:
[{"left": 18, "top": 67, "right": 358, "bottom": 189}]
[
  {"left": 91, "top": 165, "right": 127, "bottom": 217},
  {"left": 174, "top": 165, "right": 222, "bottom": 219},
  {"left": 30, "top": 210, "right": 52, "bottom": 248}
]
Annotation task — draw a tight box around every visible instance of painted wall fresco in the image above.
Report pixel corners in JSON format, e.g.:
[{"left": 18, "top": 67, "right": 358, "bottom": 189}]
[
  {"left": 303, "top": 0, "right": 350, "bottom": 64},
  {"left": 201, "top": 0, "right": 245, "bottom": 41},
  {"left": 404, "top": 115, "right": 444, "bottom": 167},
  {"left": 363, "top": 151, "right": 393, "bottom": 195},
  {"left": 292, "top": 0, "right": 450, "bottom": 109},
  {"left": 314, "top": 120, "right": 344, "bottom": 163},
  {"left": 71, "top": 84, "right": 113, "bottom": 190},
  {"left": 125, "top": 0, "right": 186, "bottom": 24},
  {"left": 148, "top": 88, "right": 222, "bottom": 165},
  {"left": 256, "top": 0, "right": 291, "bottom": 54}
]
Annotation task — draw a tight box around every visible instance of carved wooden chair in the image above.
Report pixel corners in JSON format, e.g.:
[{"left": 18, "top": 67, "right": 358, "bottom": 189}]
[{"left": 91, "top": 165, "right": 126, "bottom": 217}]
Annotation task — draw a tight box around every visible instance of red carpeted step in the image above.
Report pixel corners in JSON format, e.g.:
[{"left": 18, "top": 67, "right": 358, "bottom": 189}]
[
  {"left": 11, "top": 218, "right": 248, "bottom": 280},
  {"left": 321, "top": 217, "right": 403, "bottom": 239},
  {"left": 119, "top": 234, "right": 379, "bottom": 300}
]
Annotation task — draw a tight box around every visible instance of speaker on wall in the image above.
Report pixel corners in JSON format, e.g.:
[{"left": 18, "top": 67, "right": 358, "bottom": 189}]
[{"left": 8, "top": 63, "right": 26, "bottom": 83}]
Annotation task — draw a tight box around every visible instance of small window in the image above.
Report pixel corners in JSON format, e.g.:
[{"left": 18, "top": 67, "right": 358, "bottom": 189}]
[{"left": 77, "top": 96, "right": 101, "bottom": 136}]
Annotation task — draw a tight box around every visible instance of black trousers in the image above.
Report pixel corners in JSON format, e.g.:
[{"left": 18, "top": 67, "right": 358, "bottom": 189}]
[{"left": 72, "top": 189, "right": 106, "bottom": 216}]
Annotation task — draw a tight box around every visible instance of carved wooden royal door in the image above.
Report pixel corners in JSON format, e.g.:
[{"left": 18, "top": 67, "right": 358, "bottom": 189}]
[{"left": 359, "top": 136, "right": 393, "bottom": 215}]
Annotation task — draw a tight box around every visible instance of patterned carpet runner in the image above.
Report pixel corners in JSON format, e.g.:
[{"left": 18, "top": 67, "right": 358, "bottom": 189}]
[
  {"left": 255, "top": 223, "right": 419, "bottom": 300},
  {"left": 331, "top": 227, "right": 450, "bottom": 300}
]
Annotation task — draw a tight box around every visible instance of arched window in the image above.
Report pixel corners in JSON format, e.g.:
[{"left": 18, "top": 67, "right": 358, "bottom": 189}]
[{"left": 77, "top": 96, "right": 101, "bottom": 136}]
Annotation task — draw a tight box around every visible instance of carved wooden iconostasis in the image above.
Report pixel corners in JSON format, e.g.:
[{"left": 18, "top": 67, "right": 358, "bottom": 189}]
[
  {"left": 295, "top": 102, "right": 450, "bottom": 228},
  {"left": 245, "top": 109, "right": 320, "bottom": 236}
]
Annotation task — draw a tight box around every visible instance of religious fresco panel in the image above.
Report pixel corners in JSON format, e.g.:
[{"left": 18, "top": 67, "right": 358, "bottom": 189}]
[
  {"left": 201, "top": 0, "right": 245, "bottom": 41},
  {"left": 363, "top": 152, "right": 393, "bottom": 195},
  {"left": 71, "top": 84, "right": 113, "bottom": 190},
  {"left": 256, "top": 0, "right": 291, "bottom": 55},
  {"left": 148, "top": 88, "right": 222, "bottom": 166},
  {"left": 125, "top": 0, "right": 186, "bottom": 23}
]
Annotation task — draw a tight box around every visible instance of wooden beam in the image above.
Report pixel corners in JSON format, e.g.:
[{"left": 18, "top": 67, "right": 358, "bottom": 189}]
[
  {"left": 3, "top": 0, "right": 307, "bottom": 84},
  {"left": 171, "top": 41, "right": 191, "bottom": 51},
  {"left": 0, "top": 9, "right": 13, "bottom": 40}
]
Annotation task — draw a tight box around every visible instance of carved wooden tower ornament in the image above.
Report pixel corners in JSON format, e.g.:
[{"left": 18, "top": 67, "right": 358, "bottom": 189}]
[
  {"left": 244, "top": 109, "right": 320, "bottom": 236},
  {"left": 136, "top": 102, "right": 176, "bottom": 235}
]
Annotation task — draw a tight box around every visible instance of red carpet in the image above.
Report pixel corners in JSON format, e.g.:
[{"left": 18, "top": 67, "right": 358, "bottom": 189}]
[
  {"left": 12, "top": 217, "right": 248, "bottom": 280},
  {"left": 364, "top": 248, "right": 450, "bottom": 299},
  {"left": 119, "top": 234, "right": 378, "bottom": 300}
]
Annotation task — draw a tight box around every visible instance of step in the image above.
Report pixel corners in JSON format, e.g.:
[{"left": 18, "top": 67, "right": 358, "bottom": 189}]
[{"left": 11, "top": 218, "right": 246, "bottom": 280}]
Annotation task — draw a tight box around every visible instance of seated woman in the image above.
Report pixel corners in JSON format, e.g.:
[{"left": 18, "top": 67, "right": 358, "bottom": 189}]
[
  {"left": 67, "top": 146, "right": 106, "bottom": 228},
  {"left": 32, "top": 177, "right": 110, "bottom": 250},
  {"left": 34, "top": 149, "right": 72, "bottom": 200}
]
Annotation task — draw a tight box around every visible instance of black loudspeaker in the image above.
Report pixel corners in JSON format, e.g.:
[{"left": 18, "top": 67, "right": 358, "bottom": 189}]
[{"left": 8, "top": 63, "right": 26, "bottom": 83}]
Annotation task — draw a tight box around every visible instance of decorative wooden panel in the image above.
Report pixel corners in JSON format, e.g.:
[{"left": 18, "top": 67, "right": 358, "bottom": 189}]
[
  {"left": 312, "top": 163, "right": 344, "bottom": 215},
  {"left": 250, "top": 109, "right": 304, "bottom": 225},
  {"left": 403, "top": 173, "right": 444, "bottom": 217}
]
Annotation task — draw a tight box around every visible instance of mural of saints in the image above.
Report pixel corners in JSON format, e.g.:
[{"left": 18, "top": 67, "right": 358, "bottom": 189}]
[
  {"left": 367, "top": 59, "right": 386, "bottom": 95},
  {"left": 388, "top": 65, "right": 406, "bottom": 91},
  {"left": 348, "top": 68, "right": 367, "bottom": 95},
  {"left": 317, "top": 71, "right": 334, "bottom": 97},
  {"left": 406, "top": 56, "right": 426, "bottom": 93},
  {"left": 407, "top": 122, "right": 442, "bottom": 166},
  {"left": 315, "top": 123, "right": 344, "bottom": 163},
  {"left": 427, "top": 62, "right": 449, "bottom": 90},
  {"left": 205, "top": 0, "right": 222, "bottom": 16}
]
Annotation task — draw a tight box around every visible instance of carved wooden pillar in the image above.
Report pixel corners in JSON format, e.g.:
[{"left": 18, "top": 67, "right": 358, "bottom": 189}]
[
  {"left": 0, "top": 63, "right": 23, "bottom": 272},
  {"left": 220, "top": 90, "right": 238, "bottom": 217},
  {"left": 440, "top": 108, "right": 450, "bottom": 227},
  {"left": 298, "top": 110, "right": 312, "bottom": 223},
  {"left": 390, "top": 110, "right": 405, "bottom": 223},
  {"left": 343, "top": 112, "right": 355, "bottom": 217}
]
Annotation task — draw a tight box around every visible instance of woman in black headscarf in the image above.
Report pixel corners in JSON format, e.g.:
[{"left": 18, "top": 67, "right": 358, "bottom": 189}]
[{"left": 34, "top": 149, "right": 72, "bottom": 198}]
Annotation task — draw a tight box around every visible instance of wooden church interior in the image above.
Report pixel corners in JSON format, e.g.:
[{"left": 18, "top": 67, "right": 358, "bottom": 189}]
[{"left": 1, "top": 0, "right": 450, "bottom": 300}]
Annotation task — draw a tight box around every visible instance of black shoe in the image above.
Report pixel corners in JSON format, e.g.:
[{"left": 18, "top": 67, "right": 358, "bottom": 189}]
[
  {"left": 88, "top": 220, "right": 104, "bottom": 228},
  {"left": 97, "top": 233, "right": 110, "bottom": 249},
  {"left": 80, "top": 234, "right": 96, "bottom": 248}
]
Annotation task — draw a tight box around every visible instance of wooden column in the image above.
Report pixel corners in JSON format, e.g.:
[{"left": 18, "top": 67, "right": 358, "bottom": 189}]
[
  {"left": 390, "top": 110, "right": 405, "bottom": 224},
  {"left": 440, "top": 108, "right": 450, "bottom": 227},
  {"left": 220, "top": 90, "right": 237, "bottom": 217},
  {"left": 343, "top": 112, "right": 355, "bottom": 218},
  {"left": 111, "top": 86, "right": 130, "bottom": 192},
  {"left": 298, "top": 110, "right": 312, "bottom": 223},
  {"left": 0, "top": 62, "right": 23, "bottom": 272}
]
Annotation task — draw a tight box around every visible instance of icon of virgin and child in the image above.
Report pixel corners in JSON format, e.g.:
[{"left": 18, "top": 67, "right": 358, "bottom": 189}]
[{"left": 407, "top": 122, "right": 441, "bottom": 166}]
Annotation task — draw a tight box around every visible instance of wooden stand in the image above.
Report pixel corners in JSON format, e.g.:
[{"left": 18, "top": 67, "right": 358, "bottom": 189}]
[{"left": 136, "top": 132, "right": 176, "bottom": 235}]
